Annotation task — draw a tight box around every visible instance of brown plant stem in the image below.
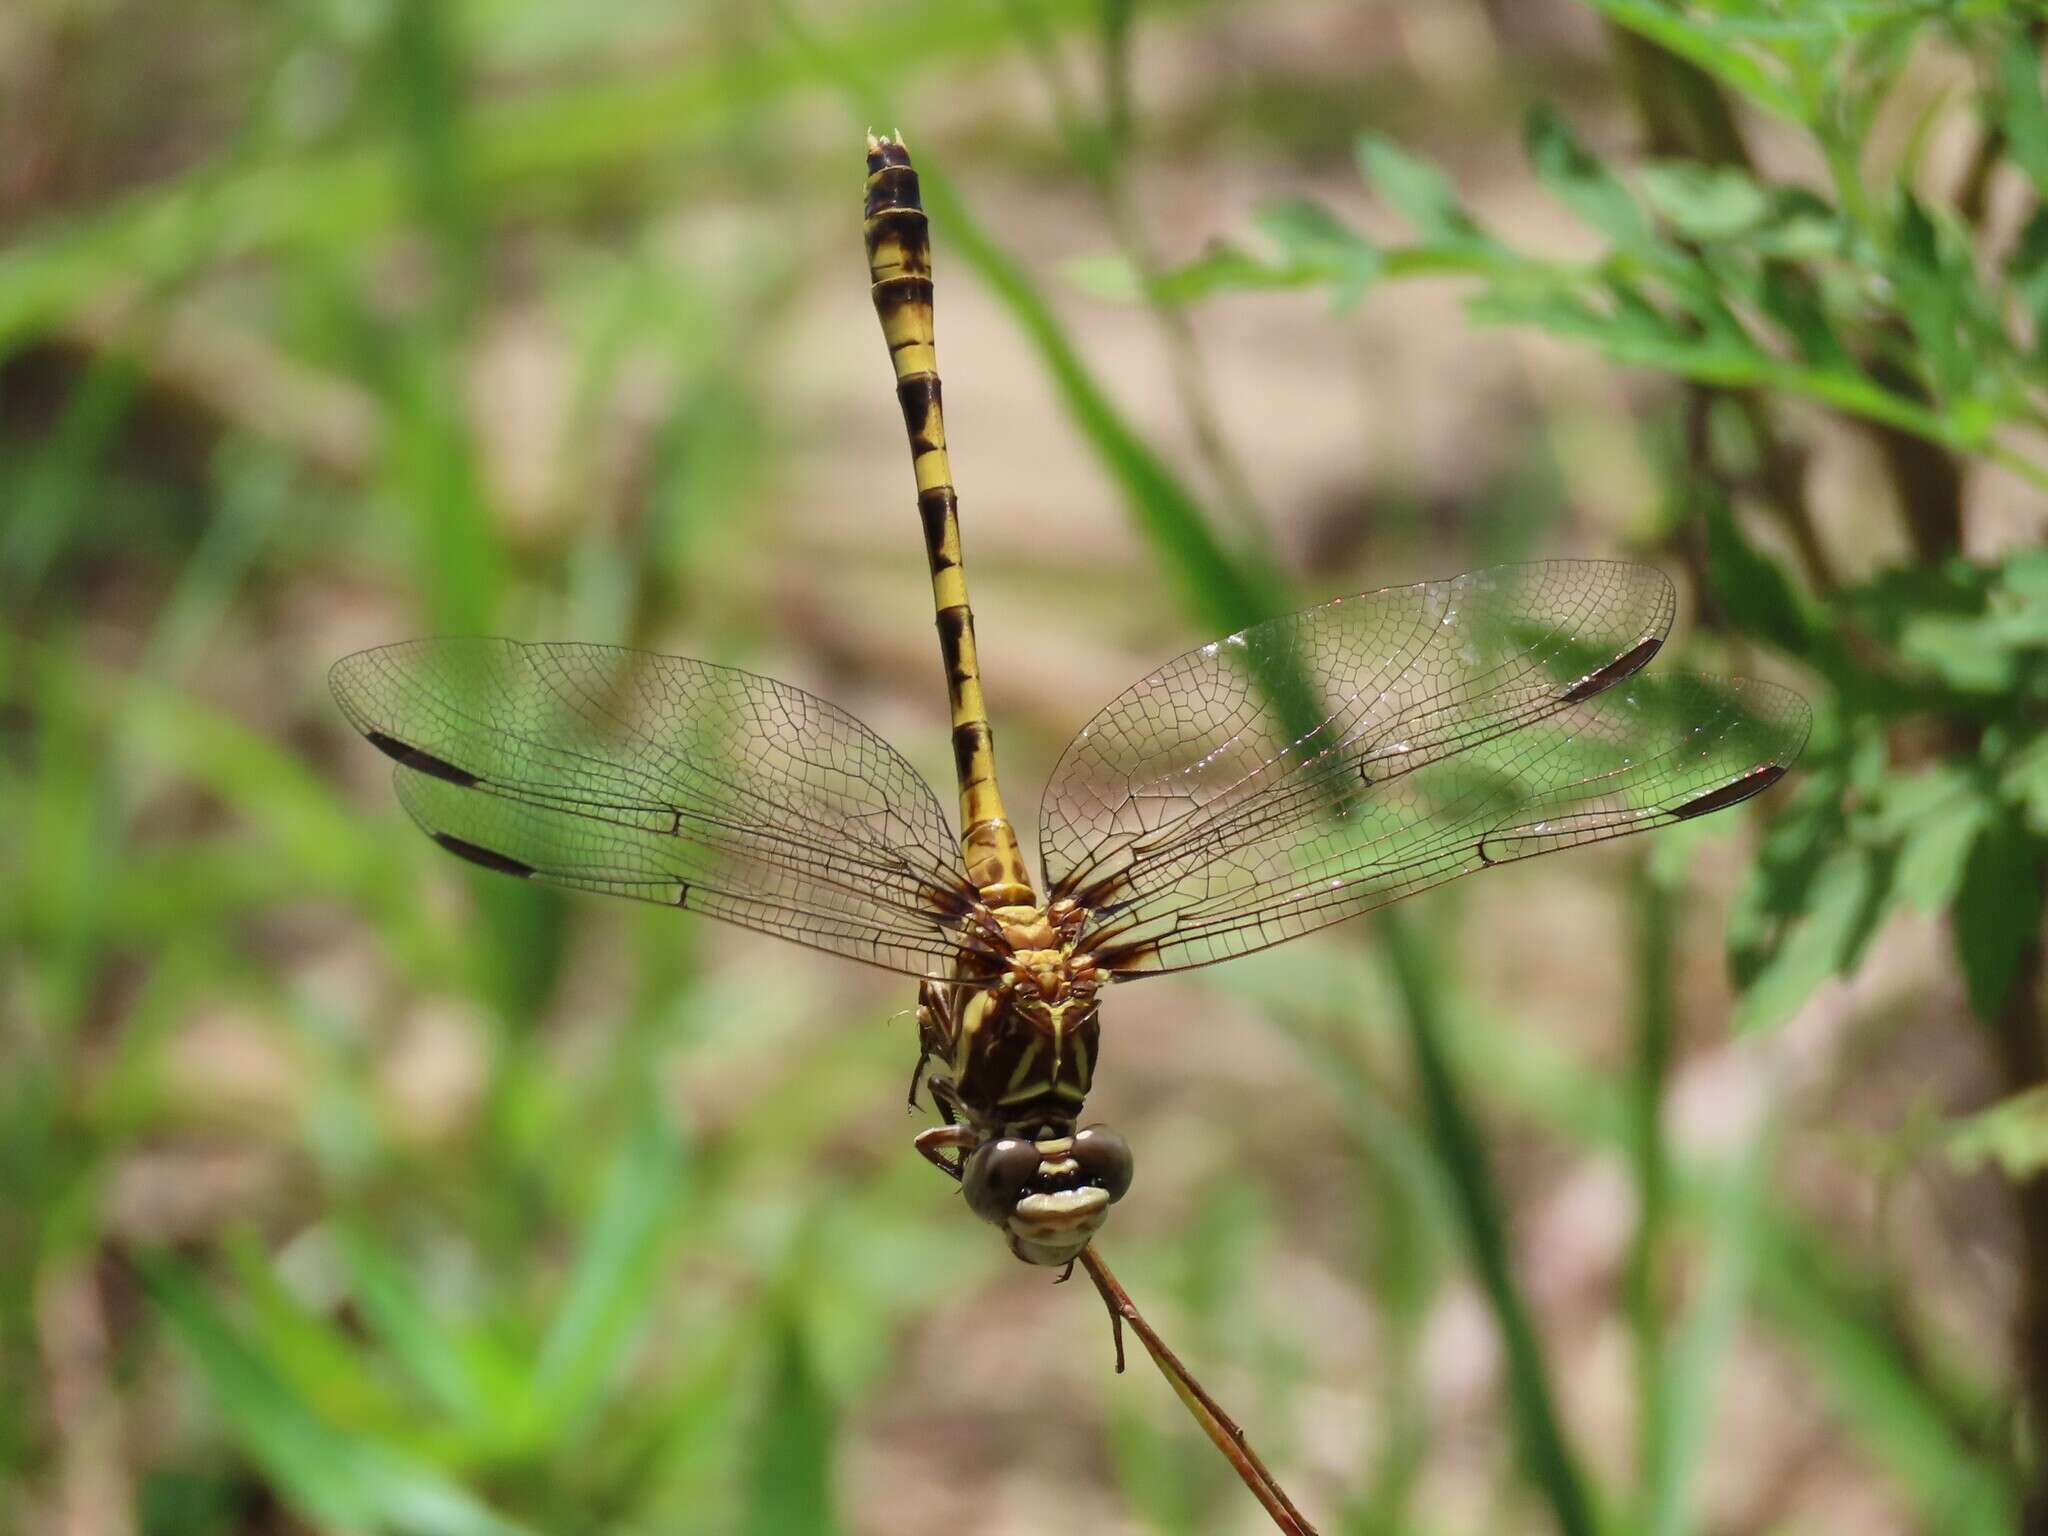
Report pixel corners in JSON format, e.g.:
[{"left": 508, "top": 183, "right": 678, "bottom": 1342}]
[
  {"left": 1078, "top": 1245, "right": 1321, "bottom": 1536},
  {"left": 1988, "top": 933, "right": 2048, "bottom": 1529}
]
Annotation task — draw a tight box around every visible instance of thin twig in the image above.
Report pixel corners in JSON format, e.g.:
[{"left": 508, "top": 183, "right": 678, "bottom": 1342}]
[{"left": 1078, "top": 1246, "right": 1321, "bottom": 1536}]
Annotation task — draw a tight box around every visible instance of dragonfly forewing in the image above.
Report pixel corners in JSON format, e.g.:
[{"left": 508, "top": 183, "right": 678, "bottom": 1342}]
[
  {"left": 1037, "top": 561, "right": 1807, "bottom": 977},
  {"left": 330, "top": 637, "right": 985, "bottom": 978}
]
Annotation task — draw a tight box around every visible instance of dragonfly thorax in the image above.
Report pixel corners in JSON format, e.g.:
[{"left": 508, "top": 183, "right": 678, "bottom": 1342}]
[
  {"left": 983, "top": 899, "right": 1086, "bottom": 955},
  {"left": 919, "top": 909, "right": 1105, "bottom": 1129}
]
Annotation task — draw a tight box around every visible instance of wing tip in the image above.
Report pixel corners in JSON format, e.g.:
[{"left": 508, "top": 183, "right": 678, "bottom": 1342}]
[
  {"left": 430, "top": 831, "right": 537, "bottom": 878},
  {"left": 1668, "top": 761, "right": 1789, "bottom": 821},
  {"left": 1558, "top": 632, "right": 1666, "bottom": 703}
]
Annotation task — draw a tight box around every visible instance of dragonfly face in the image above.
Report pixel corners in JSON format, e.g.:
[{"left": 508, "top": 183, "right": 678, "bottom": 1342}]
[{"left": 961, "top": 1125, "right": 1135, "bottom": 1266}]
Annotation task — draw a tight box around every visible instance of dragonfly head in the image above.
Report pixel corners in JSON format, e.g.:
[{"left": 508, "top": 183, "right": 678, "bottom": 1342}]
[{"left": 961, "top": 1125, "right": 1134, "bottom": 1266}]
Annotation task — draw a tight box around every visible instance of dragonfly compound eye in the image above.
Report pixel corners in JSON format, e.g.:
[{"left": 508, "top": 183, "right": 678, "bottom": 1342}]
[
  {"left": 1071, "top": 1125, "right": 1134, "bottom": 1203},
  {"left": 961, "top": 1137, "right": 1042, "bottom": 1225}
]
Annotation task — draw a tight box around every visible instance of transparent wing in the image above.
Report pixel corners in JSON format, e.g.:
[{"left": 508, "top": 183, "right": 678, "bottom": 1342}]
[
  {"left": 1039, "top": 561, "right": 1808, "bottom": 978},
  {"left": 331, "top": 638, "right": 982, "bottom": 979}
]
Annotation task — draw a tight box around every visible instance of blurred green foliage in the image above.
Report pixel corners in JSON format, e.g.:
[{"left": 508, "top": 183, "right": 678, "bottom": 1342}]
[
  {"left": 2, "top": 3, "right": 2044, "bottom": 1535},
  {"left": 1104, "top": 4, "right": 2048, "bottom": 1038}
]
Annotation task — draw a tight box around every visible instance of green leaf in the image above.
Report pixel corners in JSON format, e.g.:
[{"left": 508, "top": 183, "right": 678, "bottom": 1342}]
[
  {"left": 1888, "top": 192, "right": 1982, "bottom": 407},
  {"left": 531, "top": 1095, "right": 689, "bottom": 1434},
  {"left": 1748, "top": 187, "right": 1848, "bottom": 262},
  {"left": 144, "top": 1259, "right": 537, "bottom": 1536},
  {"left": 1060, "top": 251, "right": 1155, "bottom": 303},
  {"left": 1953, "top": 817, "right": 2043, "bottom": 1019},
  {"left": 1073, "top": 195, "right": 1387, "bottom": 308},
  {"left": 1897, "top": 612, "right": 2018, "bottom": 694},
  {"left": 1256, "top": 198, "right": 1386, "bottom": 307},
  {"left": 1582, "top": 0, "right": 1802, "bottom": 121},
  {"left": 1638, "top": 161, "right": 1770, "bottom": 241},
  {"left": 1524, "top": 105, "right": 1653, "bottom": 251},
  {"left": 1755, "top": 263, "right": 1848, "bottom": 369},
  {"left": 742, "top": 1315, "right": 840, "bottom": 1536},
  {"left": 1072, "top": 243, "right": 1311, "bottom": 305},
  {"left": 1729, "top": 763, "right": 1848, "bottom": 978},
  {"left": 1949, "top": 1086, "right": 2048, "bottom": 1180},
  {"left": 1997, "top": 35, "right": 2048, "bottom": 194},
  {"left": 2007, "top": 206, "right": 2048, "bottom": 359},
  {"left": 1358, "top": 134, "right": 1483, "bottom": 245},
  {"left": 1734, "top": 849, "right": 1884, "bottom": 1034},
  {"left": 1703, "top": 495, "right": 1818, "bottom": 654},
  {"left": 1891, "top": 788, "right": 1992, "bottom": 914},
  {"left": 2006, "top": 745, "right": 2048, "bottom": 836},
  {"left": 2002, "top": 543, "right": 2048, "bottom": 604}
]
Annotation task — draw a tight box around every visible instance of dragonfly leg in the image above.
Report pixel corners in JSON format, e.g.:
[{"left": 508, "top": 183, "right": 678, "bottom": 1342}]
[
  {"left": 908, "top": 995, "right": 952, "bottom": 1112},
  {"left": 914, "top": 1123, "right": 977, "bottom": 1181},
  {"left": 905, "top": 1046, "right": 932, "bottom": 1111},
  {"left": 924, "top": 1071, "right": 965, "bottom": 1127}
]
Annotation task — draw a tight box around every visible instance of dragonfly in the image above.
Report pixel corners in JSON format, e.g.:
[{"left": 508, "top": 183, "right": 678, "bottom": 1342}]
[{"left": 332, "top": 135, "right": 1809, "bottom": 1272}]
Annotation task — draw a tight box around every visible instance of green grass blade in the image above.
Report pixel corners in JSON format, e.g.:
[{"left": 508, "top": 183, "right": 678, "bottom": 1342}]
[
  {"left": 1644, "top": 1131, "right": 1769, "bottom": 1536},
  {"left": 530, "top": 1092, "right": 691, "bottom": 1437},
  {"left": 0, "top": 0, "right": 1196, "bottom": 352},
  {"left": 1379, "top": 908, "right": 1600, "bottom": 1536},
  {"left": 338, "top": 1224, "right": 493, "bottom": 1427},
  {"left": 1625, "top": 856, "right": 1676, "bottom": 1523},
  {"left": 143, "top": 1256, "right": 539, "bottom": 1536},
  {"left": 383, "top": 0, "right": 481, "bottom": 313},
  {"left": 0, "top": 351, "right": 140, "bottom": 596},
  {"left": 741, "top": 1312, "right": 841, "bottom": 1536},
  {"left": 1749, "top": 1217, "right": 2016, "bottom": 1534}
]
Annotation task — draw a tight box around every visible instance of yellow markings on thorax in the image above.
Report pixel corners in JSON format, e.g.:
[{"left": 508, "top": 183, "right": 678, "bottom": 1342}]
[
  {"left": 1070, "top": 1030, "right": 1093, "bottom": 1095},
  {"left": 1002, "top": 1040, "right": 1044, "bottom": 1100},
  {"left": 955, "top": 989, "right": 995, "bottom": 1058}
]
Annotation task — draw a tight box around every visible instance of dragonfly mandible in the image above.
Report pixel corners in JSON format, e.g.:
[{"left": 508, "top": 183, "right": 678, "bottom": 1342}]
[{"left": 332, "top": 135, "right": 1809, "bottom": 1270}]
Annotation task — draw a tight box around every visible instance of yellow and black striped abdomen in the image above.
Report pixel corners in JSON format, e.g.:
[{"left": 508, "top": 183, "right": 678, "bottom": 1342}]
[{"left": 864, "top": 135, "right": 1034, "bottom": 907}]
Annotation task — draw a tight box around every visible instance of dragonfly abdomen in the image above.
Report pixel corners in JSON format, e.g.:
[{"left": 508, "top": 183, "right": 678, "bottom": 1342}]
[{"left": 864, "top": 134, "right": 1035, "bottom": 909}]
